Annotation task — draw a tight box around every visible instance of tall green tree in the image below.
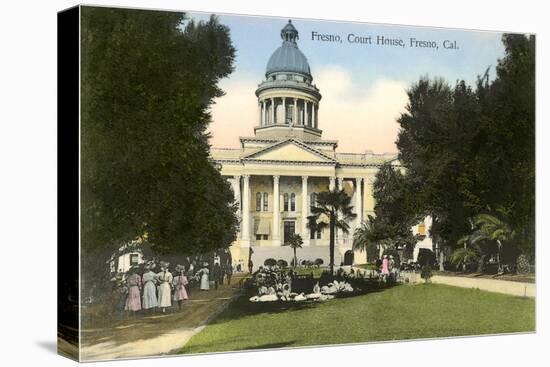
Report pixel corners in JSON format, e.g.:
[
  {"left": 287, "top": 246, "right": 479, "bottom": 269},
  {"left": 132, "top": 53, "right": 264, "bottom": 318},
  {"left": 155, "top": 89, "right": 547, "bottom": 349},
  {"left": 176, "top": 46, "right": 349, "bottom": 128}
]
[
  {"left": 80, "top": 7, "right": 239, "bottom": 278},
  {"left": 395, "top": 34, "right": 535, "bottom": 266},
  {"left": 310, "top": 189, "right": 356, "bottom": 274},
  {"left": 353, "top": 164, "right": 420, "bottom": 262}
]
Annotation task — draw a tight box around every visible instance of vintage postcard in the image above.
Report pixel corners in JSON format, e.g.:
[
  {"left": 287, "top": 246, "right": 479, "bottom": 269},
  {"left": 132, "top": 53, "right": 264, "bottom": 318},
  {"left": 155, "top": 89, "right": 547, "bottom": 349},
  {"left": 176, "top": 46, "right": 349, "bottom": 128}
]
[{"left": 57, "top": 5, "right": 535, "bottom": 362}]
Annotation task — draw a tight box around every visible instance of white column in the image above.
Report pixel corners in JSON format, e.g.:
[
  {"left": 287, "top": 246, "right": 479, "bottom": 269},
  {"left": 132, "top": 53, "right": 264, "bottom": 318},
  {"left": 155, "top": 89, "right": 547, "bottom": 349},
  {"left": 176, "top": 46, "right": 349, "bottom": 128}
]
[
  {"left": 312, "top": 103, "right": 316, "bottom": 128},
  {"left": 241, "top": 175, "right": 251, "bottom": 247},
  {"left": 264, "top": 101, "right": 268, "bottom": 125},
  {"left": 294, "top": 98, "right": 298, "bottom": 125},
  {"left": 271, "top": 98, "right": 275, "bottom": 125},
  {"left": 272, "top": 175, "right": 281, "bottom": 247},
  {"left": 355, "top": 177, "right": 363, "bottom": 229},
  {"left": 329, "top": 176, "right": 336, "bottom": 191},
  {"left": 305, "top": 100, "right": 309, "bottom": 127},
  {"left": 301, "top": 176, "right": 309, "bottom": 246},
  {"left": 337, "top": 177, "right": 344, "bottom": 240},
  {"left": 232, "top": 176, "right": 242, "bottom": 237},
  {"left": 258, "top": 101, "right": 262, "bottom": 126},
  {"left": 282, "top": 97, "right": 286, "bottom": 124}
]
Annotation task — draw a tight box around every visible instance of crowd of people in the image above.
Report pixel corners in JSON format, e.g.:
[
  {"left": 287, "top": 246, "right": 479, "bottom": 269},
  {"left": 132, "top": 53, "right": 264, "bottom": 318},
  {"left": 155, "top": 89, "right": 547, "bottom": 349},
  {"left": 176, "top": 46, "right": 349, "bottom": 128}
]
[{"left": 113, "top": 258, "right": 234, "bottom": 315}]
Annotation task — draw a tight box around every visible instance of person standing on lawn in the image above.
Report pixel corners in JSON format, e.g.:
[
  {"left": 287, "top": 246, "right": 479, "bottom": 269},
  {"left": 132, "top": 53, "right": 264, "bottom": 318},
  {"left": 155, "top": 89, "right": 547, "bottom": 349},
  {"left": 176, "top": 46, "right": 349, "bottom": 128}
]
[
  {"left": 381, "top": 255, "right": 390, "bottom": 280},
  {"left": 225, "top": 262, "right": 233, "bottom": 286},
  {"left": 142, "top": 263, "right": 158, "bottom": 311},
  {"left": 213, "top": 262, "right": 221, "bottom": 290},
  {"left": 172, "top": 264, "right": 189, "bottom": 311},
  {"left": 199, "top": 262, "right": 210, "bottom": 290},
  {"left": 124, "top": 266, "right": 142, "bottom": 313},
  {"left": 157, "top": 261, "right": 173, "bottom": 312}
]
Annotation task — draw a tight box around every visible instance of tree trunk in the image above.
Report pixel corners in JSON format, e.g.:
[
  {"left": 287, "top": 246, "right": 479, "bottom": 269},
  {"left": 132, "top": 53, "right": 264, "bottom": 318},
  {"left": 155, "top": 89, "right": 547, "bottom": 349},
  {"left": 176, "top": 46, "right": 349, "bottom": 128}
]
[
  {"left": 293, "top": 248, "right": 297, "bottom": 268},
  {"left": 329, "top": 214, "right": 336, "bottom": 275},
  {"left": 497, "top": 240, "right": 502, "bottom": 274}
]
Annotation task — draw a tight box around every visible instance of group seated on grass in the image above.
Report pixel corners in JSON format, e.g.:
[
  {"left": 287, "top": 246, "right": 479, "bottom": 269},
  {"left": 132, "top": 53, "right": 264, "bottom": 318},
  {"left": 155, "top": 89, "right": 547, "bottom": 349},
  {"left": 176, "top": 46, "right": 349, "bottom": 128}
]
[{"left": 248, "top": 263, "right": 396, "bottom": 303}]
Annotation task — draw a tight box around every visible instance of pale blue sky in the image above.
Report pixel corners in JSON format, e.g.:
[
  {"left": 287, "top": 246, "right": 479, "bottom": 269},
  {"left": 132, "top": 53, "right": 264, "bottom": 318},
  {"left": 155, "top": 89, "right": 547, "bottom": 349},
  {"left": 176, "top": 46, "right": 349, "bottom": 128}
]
[
  {"left": 186, "top": 12, "right": 507, "bottom": 153},
  {"left": 189, "top": 11, "right": 504, "bottom": 86}
]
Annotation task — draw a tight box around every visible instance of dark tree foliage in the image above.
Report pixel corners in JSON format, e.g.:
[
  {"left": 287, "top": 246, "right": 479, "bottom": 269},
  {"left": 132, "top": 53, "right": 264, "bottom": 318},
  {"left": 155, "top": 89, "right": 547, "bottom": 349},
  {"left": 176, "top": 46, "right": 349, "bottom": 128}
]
[
  {"left": 80, "top": 8, "right": 239, "bottom": 268},
  {"left": 311, "top": 189, "right": 356, "bottom": 274},
  {"left": 396, "top": 34, "right": 535, "bottom": 260},
  {"left": 353, "top": 164, "right": 420, "bottom": 261}
]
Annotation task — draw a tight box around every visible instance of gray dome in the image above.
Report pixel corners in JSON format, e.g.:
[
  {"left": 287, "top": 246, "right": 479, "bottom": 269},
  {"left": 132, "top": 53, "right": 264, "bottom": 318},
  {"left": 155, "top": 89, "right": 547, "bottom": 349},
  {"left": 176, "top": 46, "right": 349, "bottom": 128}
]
[
  {"left": 266, "top": 43, "right": 311, "bottom": 77},
  {"left": 265, "top": 20, "right": 311, "bottom": 78}
]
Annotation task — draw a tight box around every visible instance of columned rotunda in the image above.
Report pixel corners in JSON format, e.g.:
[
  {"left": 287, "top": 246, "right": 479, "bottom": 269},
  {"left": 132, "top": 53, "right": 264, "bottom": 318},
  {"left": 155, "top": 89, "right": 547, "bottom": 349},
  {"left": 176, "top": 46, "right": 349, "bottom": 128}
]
[{"left": 211, "top": 20, "right": 398, "bottom": 269}]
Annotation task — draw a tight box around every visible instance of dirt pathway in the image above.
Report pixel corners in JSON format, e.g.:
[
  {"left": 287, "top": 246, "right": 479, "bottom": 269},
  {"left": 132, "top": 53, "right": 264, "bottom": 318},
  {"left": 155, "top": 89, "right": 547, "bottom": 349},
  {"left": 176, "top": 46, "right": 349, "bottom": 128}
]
[{"left": 80, "top": 275, "right": 246, "bottom": 361}]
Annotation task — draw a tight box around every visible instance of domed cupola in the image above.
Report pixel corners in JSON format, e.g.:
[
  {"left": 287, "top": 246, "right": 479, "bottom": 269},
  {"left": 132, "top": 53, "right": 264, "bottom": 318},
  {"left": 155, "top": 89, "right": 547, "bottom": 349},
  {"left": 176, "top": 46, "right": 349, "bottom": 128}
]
[
  {"left": 254, "top": 20, "right": 322, "bottom": 141},
  {"left": 265, "top": 20, "right": 311, "bottom": 79}
]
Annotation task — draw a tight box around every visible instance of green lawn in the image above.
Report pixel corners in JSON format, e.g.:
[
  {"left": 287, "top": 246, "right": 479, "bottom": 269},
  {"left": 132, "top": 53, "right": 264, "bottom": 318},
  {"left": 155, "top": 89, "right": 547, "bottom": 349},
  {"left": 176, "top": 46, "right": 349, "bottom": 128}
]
[{"left": 181, "top": 284, "right": 535, "bottom": 354}]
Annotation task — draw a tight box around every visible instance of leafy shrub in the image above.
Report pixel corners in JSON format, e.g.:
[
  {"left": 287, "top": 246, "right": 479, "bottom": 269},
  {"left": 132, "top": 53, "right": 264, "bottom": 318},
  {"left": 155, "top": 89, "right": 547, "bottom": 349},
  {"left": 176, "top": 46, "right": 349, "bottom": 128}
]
[
  {"left": 277, "top": 259, "right": 288, "bottom": 268},
  {"left": 450, "top": 247, "right": 480, "bottom": 271},
  {"left": 314, "top": 258, "right": 324, "bottom": 266},
  {"left": 421, "top": 264, "right": 432, "bottom": 283},
  {"left": 516, "top": 254, "right": 531, "bottom": 274},
  {"left": 264, "top": 258, "right": 277, "bottom": 267},
  {"left": 417, "top": 248, "right": 436, "bottom": 267}
]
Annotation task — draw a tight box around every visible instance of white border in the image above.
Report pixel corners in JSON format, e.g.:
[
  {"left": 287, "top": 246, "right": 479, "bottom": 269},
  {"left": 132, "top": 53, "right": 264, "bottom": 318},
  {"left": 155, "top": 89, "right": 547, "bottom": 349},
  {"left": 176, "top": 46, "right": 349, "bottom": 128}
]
[{"left": 0, "top": 1, "right": 547, "bottom": 367}]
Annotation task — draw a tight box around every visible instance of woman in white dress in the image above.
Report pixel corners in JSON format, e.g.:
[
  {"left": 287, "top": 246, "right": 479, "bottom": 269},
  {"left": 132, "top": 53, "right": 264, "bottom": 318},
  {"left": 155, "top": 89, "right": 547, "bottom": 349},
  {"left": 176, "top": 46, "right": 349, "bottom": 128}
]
[
  {"left": 199, "top": 262, "right": 210, "bottom": 290},
  {"left": 157, "top": 261, "right": 173, "bottom": 312},
  {"left": 142, "top": 263, "right": 158, "bottom": 311}
]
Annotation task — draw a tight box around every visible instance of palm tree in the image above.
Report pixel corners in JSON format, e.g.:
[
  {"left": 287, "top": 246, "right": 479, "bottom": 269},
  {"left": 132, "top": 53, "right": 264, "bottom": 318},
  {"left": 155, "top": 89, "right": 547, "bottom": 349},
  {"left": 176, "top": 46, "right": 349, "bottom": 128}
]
[
  {"left": 283, "top": 233, "right": 303, "bottom": 267},
  {"left": 310, "top": 189, "right": 356, "bottom": 274},
  {"left": 352, "top": 216, "right": 380, "bottom": 263},
  {"left": 471, "top": 214, "right": 515, "bottom": 274}
]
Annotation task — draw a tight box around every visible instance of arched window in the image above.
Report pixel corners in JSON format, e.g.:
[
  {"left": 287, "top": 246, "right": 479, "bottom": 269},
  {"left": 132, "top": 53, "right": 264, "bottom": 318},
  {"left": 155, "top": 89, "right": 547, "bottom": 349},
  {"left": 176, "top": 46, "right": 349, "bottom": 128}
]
[
  {"left": 283, "top": 193, "right": 289, "bottom": 212},
  {"left": 263, "top": 192, "right": 268, "bottom": 211},
  {"left": 290, "top": 193, "right": 296, "bottom": 211},
  {"left": 256, "top": 192, "right": 261, "bottom": 212}
]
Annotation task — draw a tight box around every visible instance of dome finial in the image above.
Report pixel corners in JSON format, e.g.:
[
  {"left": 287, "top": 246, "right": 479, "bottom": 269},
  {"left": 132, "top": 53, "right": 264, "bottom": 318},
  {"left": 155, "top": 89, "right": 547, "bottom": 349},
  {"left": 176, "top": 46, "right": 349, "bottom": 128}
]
[{"left": 281, "top": 19, "right": 299, "bottom": 43}]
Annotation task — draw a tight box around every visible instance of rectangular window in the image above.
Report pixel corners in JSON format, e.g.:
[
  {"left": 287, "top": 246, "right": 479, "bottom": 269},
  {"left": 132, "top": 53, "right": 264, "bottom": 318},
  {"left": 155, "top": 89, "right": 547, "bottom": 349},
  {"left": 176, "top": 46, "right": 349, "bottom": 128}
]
[
  {"left": 263, "top": 234, "right": 268, "bottom": 240},
  {"left": 263, "top": 192, "right": 268, "bottom": 211},
  {"left": 285, "top": 105, "right": 293, "bottom": 124},
  {"left": 256, "top": 234, "right": 262, "bottom": 240},
  {"left": 290, "top": 193, "right": 296, "bottom": 212},
  {"left": 283, "top": 221, "right": 295, "bottom": 244},
  {"left": 418, "top": 222, "right": 426, "bottom": 236},
  {"left": 256, "top": 192, "right": 261, "bottom": 211},
  {"left": 317, "top": 230, "right": 322, "bottom": 239},
  {"left": 130, "top": 254, "right": 139, "bottom": 265},
  {"left": 310, "top": 228, "right": 315, "bottom": 240}
]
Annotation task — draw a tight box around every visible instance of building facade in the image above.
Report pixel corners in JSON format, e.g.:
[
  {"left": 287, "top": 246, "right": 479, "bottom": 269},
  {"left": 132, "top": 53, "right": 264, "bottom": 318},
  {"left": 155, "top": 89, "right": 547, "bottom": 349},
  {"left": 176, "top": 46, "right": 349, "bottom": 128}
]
[{"left": 211, "top": 21, "right": 400, "bottom": 269}]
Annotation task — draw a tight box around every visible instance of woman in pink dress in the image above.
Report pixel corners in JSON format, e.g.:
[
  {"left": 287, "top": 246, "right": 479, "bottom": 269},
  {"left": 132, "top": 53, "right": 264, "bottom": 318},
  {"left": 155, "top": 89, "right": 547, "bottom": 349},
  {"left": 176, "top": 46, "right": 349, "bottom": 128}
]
[
  {"left": 381, "top": 255, "right": 390, "bottom": 278},
  {"left": 172, "top": 264, "right": 189, "bottom": 311},
  {"left": 124, "top": 267, "right": 142, "bottom": 312}
]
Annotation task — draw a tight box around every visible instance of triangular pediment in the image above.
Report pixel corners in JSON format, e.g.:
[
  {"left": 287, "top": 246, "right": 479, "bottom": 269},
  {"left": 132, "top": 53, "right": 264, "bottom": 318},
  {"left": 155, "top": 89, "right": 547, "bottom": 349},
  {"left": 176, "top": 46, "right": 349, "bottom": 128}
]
[{"left": 242, "top": 139, "right": 336, "bottom": 163}]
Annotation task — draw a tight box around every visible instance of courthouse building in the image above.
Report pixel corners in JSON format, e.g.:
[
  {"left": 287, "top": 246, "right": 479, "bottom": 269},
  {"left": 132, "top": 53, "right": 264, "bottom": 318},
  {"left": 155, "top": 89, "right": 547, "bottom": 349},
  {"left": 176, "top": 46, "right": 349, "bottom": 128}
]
[{"left": 211, "top": 20, "right": 404, "bottom": 269}]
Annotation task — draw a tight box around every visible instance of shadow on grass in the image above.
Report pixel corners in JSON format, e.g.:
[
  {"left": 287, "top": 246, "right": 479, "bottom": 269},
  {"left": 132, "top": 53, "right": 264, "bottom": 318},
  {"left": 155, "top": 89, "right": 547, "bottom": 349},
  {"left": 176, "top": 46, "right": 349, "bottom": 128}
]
[
  {"left": 209, "top": 282, "right": 398, "bottom": 326},
  {"left": 248, "top": 341, "right": 298, "bottom": 350}
]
